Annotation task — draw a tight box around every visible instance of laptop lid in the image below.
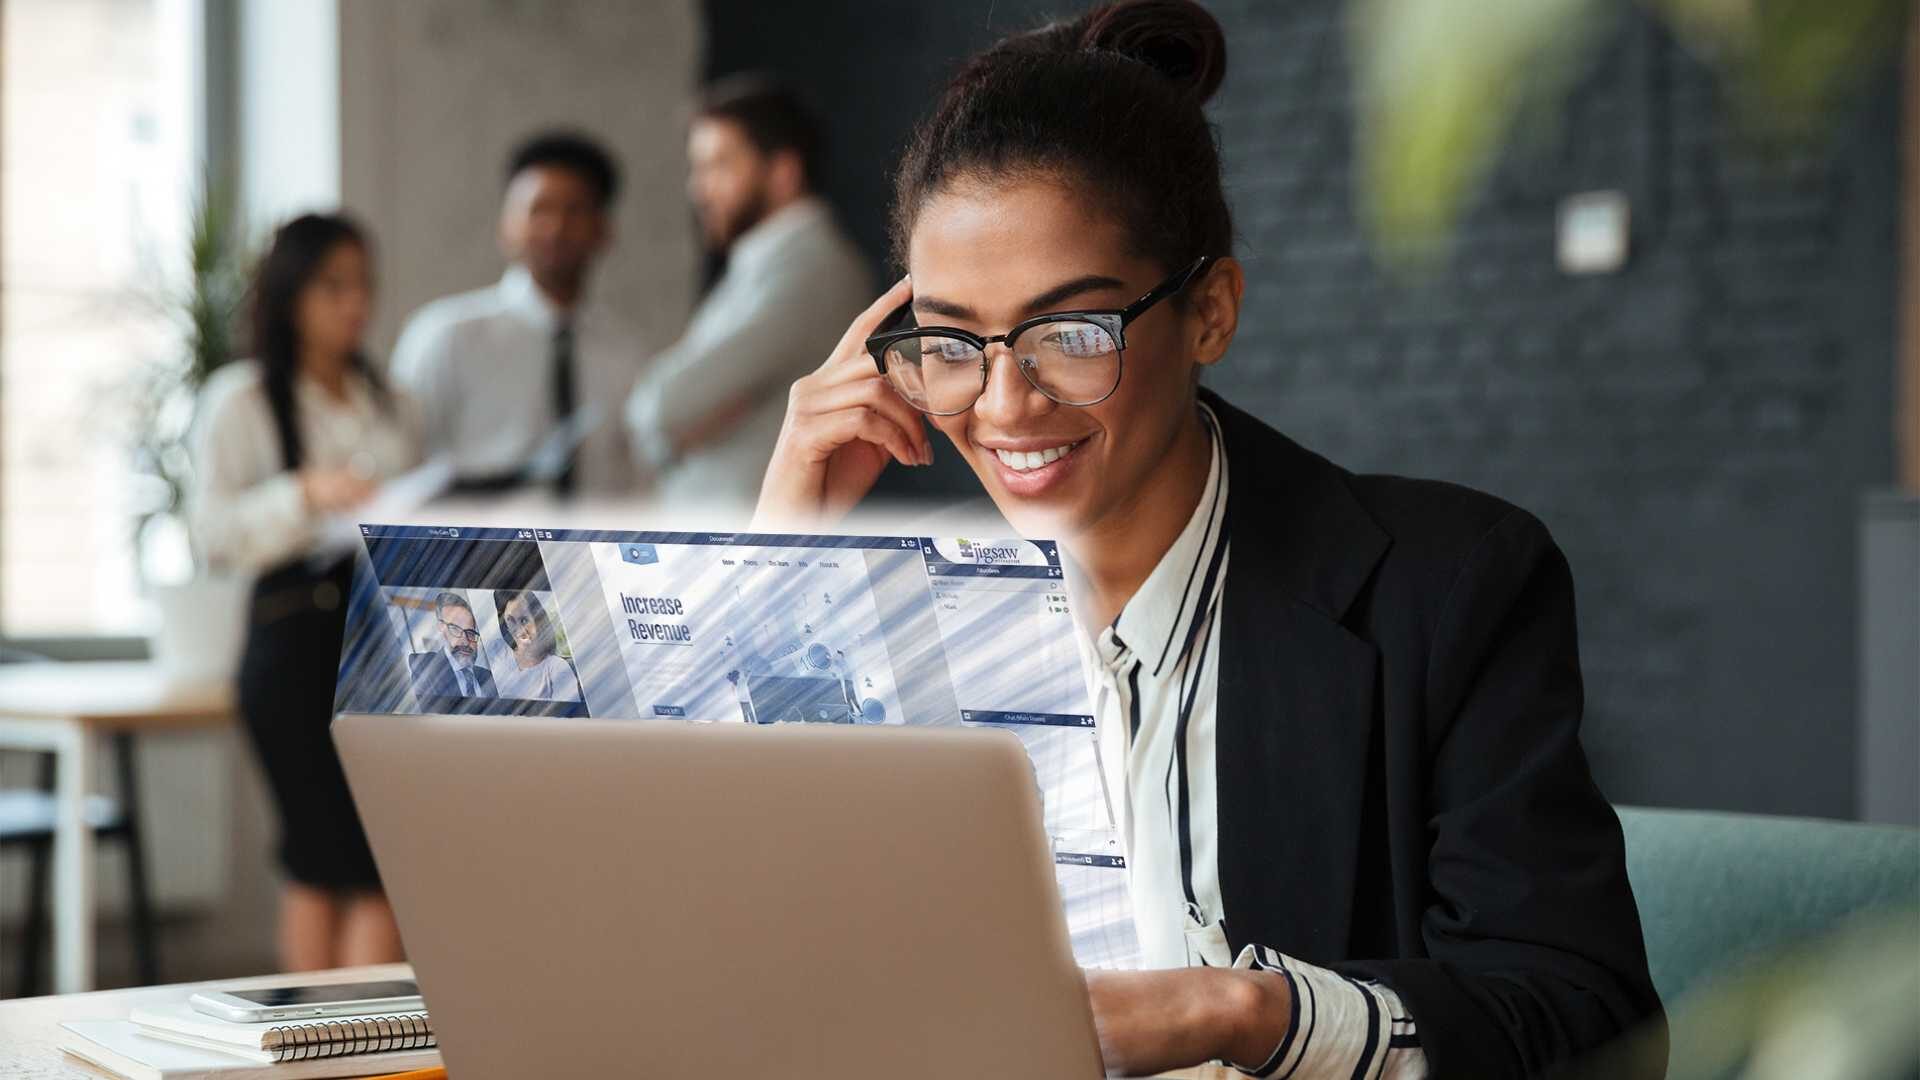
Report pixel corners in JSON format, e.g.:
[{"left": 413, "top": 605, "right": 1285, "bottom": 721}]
[{"left": 335, "top": 713, "right": 1106, "bottom": 1080}]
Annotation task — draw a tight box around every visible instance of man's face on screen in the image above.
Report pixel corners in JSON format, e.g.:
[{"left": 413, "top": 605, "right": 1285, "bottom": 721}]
[
  {"left": 906, "top": 177, "right": 1205, "bottom": 544},
  {"left": 687, "top": 117, "right": 772, "bottom": 252},
  {"left": 438, "top": 604, "right": 479, "bottom": 668}
]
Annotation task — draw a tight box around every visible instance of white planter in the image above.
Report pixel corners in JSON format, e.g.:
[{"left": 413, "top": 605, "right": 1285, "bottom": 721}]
[{"left": 146, "top": 575, "right": 250, "bottom": 684}]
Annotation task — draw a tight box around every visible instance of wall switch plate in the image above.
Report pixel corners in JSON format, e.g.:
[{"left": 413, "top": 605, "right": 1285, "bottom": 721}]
[{"left": 1557, "top": 190, "right": 1631, "bottom": 274}]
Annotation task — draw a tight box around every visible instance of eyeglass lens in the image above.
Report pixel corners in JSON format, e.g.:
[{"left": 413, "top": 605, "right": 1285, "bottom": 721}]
[{"left": 881, "top": 319, "right": 1120, "bottom": 415}]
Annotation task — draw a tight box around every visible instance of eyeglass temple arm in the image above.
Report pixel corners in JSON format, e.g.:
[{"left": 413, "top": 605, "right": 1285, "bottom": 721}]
[{"left": 1119, "top": 255, "right": 1215, "bottom": 324}]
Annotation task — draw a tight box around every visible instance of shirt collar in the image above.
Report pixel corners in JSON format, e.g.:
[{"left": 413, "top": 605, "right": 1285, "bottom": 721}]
[
  {"left": 498, "top": 264, "right": 587, "bottom": 332},
  {"left": 726, "top": 195, "right": 829, "bottom": 272},
  {"left": 1091, "top": 404, "right": 1229, "bottom": 675}
]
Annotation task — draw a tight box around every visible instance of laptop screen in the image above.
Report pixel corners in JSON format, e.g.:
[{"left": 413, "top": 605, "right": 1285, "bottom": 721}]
[{"left": 336, "top": 523, "right": 1139, "bottom": 969}]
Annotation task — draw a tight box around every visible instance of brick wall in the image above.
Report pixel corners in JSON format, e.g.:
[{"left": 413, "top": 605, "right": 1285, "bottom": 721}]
[{"left": 706, "top": 0, "right": 1903, "bottom": 818}]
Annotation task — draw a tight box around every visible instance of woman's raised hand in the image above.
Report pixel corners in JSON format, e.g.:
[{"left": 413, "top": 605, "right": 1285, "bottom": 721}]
[{"left": 751, "top": 275, "right": 934, "bottom": 530}]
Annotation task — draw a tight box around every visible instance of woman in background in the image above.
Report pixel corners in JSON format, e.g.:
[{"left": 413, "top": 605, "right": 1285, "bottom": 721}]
[
  {"left": 493, "top": 590, "right": 584, "bottom": 702},
  {"left": 191, "top": 214, "right": 421, "bottom": 971}
]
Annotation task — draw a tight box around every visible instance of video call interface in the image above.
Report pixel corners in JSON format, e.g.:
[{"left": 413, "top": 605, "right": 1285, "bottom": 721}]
[{"left": 336, "top": 524, "right": 1141, "bottom": 969}]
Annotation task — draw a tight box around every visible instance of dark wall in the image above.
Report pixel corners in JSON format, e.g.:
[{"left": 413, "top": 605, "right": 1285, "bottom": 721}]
[
  {"left": 704, "top": 1, "right": 1051, "bottom": 282},
  {"left": 704, "top": 0, "right": 1902, "bottom": 820}
]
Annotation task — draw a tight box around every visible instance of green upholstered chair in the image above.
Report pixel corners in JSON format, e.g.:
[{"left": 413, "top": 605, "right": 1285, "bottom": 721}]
[{"left": 1616, "top": 805, "right": 1920, "bottom": 1007}]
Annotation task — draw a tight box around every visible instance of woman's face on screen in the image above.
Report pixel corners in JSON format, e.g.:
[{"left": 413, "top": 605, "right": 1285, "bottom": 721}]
[
  {"left": 503, "top": 596, "right": 551, "bottom": 660},
  {"left": 905, "top": 178, "right": 1205, "bottom": 542}
]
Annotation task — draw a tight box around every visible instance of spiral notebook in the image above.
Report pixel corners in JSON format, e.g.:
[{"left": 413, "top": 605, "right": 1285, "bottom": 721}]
[
  {"left": 60, "top": 1019, "right": 439, "bottom": 1080},
  {"left": 126, "top": 1002, "right": 435, "bottom": 1064}
]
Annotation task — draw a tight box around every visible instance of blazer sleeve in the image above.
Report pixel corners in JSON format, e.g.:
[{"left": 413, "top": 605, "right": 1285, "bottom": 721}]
[{"left": 1334, "top": 509, "right": 1667, "bottom": 1079}]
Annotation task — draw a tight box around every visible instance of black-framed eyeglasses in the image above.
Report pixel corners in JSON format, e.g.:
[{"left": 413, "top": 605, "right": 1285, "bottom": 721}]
[
  {"left": 438, "top": 619, "right": 480, "bottom": 644},
  {"left": 866, "top": 255, "right": 1217, "bottom": 416}
]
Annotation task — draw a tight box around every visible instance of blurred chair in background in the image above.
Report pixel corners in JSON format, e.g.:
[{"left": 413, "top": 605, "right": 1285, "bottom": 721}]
[
  {"left": 623, "top": 75, "right": 873, "bottom": 512},
  {"left": 190, "top": 214, "right": 421, "bottom": 971},
  {"left": 1601, "top": 806, "right": 1919, "bottom": 1078},
  {"left": 0, "top": 650, "right": 159, "bottom": 997},
  {"left": 393, "top": 131, "right": 642, "bottom": 498},
  {"left": 1618, "top": 805, "right": 1920, "bottom": 1006}
]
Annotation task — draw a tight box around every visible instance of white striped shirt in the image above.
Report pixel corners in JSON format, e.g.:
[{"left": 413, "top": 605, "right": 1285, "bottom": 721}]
[{"left": 1075, "top": 404, "right": 1427, "bottom": 1078}]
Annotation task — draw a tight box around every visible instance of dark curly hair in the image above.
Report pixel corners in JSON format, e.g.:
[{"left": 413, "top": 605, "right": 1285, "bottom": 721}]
[
  {"left": 890, "top": 0, "right": 1232, "bottom": 276},
  {"left": 504, "top": 130, "right": 622, "bottom": 209},
  {"left": 248, "top": 213, "right": 389, "bottom": 471}
]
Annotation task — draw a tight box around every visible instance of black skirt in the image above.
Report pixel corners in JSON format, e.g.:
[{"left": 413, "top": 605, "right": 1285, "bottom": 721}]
[{"left": 236, "top": 557, "right": 382, "bottom": 891}]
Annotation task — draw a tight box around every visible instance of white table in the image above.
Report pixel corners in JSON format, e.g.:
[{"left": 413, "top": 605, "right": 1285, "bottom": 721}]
[
  {"left": 0, "top": 661, "right": 233, "bottom": 994},
  {"left": 0, "top": 962, "right": 1231, "bottom": 1078}
]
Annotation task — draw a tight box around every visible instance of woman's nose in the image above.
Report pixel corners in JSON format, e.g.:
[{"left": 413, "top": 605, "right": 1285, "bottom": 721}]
[{"left": 972, "top": 342, "right": 1054, "bottom": 428}]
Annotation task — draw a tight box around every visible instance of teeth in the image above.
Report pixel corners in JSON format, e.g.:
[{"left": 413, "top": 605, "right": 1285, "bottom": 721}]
[{"left": 994, "top": 442, "right": 1079, "bottom": 472}]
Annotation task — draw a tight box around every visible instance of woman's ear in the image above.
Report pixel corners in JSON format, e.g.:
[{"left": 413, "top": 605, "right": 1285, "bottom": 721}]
[{"left": 1190, "top": 256, "right": 1243, "bottom": 369}]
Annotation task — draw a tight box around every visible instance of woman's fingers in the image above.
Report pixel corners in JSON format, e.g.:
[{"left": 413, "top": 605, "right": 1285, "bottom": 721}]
[
  {"left": 754, "top": 274, "right": 923, "bottom": 530},
  {"left": 799, "top": 374, "right": 932, "bottom": 465},
  {"left": 824, "top": 405, "right": 924, "bottom": 470},
  {"left": 823, "top": 274, "right": 913, "bottom": 370}
]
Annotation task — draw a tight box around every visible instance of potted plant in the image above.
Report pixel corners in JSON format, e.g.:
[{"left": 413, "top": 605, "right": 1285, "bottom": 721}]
[{"left": 124, "top": 177, "right": 252, "bottom": 682}]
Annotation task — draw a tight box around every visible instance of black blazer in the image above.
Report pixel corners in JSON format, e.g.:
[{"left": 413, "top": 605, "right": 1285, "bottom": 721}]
[{"left": 1203, "top": 389, "right": 1664, "bottom": 1077}]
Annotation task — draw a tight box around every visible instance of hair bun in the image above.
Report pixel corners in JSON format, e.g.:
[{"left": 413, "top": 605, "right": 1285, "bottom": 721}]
[{"left": 1077, "top": 0, "right": 1227, "bottom": 104}]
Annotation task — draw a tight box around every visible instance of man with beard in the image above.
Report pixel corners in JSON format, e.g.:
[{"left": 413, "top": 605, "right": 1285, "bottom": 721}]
[
  {"left": 408, "top": 592, "right": 498, "bottom": 709},
  {"left": 395, "top": 131, "right": 641, "bottom": 496},
  {"left": 623, "top": 76, "right": 872, "bottom": 509}
]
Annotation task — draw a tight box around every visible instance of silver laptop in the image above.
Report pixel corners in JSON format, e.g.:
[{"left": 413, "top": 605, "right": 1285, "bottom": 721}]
[{"left": 334, "top": 713, "right": 1106, "bottom": 1079}]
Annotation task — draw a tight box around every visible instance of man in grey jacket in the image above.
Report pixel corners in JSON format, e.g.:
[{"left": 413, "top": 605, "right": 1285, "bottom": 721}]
[{"left": 625, "top": 76, "right": 872, "bottom": 509}]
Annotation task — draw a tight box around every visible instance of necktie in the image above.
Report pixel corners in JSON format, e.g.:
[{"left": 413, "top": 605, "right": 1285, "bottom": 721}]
[{"left": 551, "top": 320, "right": 577, "bottom": 496}]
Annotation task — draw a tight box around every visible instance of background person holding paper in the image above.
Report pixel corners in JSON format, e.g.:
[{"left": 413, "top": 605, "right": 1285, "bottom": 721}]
[
  {"left": 751, "top": 1, "right": 1664, "bottom": 1076},
  {"left": 190, "top": 213, "right": 419, "bottom": 972}
]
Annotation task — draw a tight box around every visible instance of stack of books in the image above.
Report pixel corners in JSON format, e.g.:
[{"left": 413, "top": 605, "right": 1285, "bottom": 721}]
[{"left": 59, "top": 1000, "right": 440, "bottom": 1080}]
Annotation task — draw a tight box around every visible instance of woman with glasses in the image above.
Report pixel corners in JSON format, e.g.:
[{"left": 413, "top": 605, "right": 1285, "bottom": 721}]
[
  {"left": 493, "top": 590, "right": 584, "bottom": 703},
  {"left": 753, "top": 1, "right": 1663, "bottom": 1076},
  {"left": 192, "top": 214, "right": 418, "bottom": 972}
]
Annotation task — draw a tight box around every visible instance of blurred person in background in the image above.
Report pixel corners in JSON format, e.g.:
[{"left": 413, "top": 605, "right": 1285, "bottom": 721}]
[
  {"left": 394, "top": 131, "right": 640, "bottom": 497},
  {"left": 190, "top": 213, "right": 420, "bottom": 971},
  {"left": 622, "top": 76, "right": 872, "bottom": 509}
]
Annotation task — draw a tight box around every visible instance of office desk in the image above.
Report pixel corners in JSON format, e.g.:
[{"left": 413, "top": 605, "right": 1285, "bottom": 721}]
[
  {"left": 0, "top": 661, "right": 234, "bottom": 994},
  {"left": 0, "top": 963, "right": 1235, "bottom": 1078}
]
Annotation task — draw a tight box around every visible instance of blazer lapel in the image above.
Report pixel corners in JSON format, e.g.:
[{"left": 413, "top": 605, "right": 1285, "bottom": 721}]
[{"left": 1205, "top": 390, "right": 1390, "bottom": 965}]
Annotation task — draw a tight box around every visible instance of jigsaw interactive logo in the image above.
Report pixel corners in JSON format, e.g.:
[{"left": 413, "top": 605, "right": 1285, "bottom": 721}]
[{"left": 955, "top": 538, "right": 1025, "bottom": 565}]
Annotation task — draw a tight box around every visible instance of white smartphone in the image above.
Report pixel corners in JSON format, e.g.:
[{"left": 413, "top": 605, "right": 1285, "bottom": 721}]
[{"left": 188, "top": 978, "right": 424, "bottom": 1023}]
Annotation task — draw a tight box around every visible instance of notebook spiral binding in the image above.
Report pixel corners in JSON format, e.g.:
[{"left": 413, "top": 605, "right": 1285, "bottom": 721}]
[{"left": 261, "top": 1012, "right": 436, "bottom": 1062}]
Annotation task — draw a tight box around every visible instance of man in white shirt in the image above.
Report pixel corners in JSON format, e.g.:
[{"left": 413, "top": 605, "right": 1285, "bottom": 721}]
[
  {"left": 394, "top": 132, "right": 642, "bottom": 496},
  {"left": 624, "top": 77, "right": 872, "bottom": 509}
]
